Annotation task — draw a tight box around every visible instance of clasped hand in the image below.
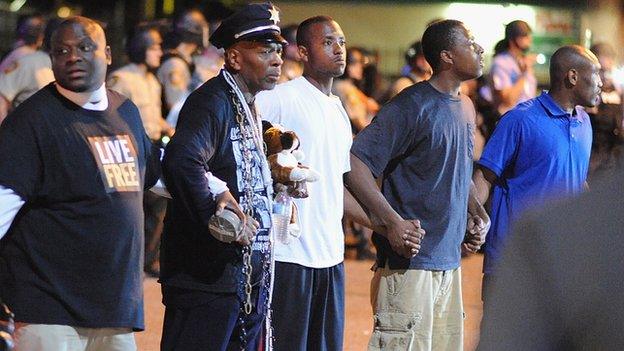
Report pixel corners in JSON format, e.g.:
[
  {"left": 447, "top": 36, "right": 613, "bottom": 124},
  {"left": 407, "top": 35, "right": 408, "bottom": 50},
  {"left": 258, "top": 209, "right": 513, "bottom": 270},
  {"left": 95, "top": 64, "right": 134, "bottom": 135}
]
[
  {"left": 462, "top": 214, "right": 490, "bottom": 254},
  {"left": 387, "top": 219, "right": 426, "bottom": 258}
]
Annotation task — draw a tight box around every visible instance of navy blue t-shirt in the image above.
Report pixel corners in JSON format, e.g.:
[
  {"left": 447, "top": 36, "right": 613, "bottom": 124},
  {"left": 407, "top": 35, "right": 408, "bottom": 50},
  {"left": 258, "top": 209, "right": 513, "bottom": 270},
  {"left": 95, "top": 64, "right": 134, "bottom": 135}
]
[
  {"left": 351, "top": 81, "right": 475, "bottom": 270},
  {"left": 479, "top": 92, "right": 592, "bottom": 274},
  {"left": 0, "top": 84, "right": 158, "bottom": 330},
  {"left": 161, "top": 73, "right": 272, "bottom": 294}
]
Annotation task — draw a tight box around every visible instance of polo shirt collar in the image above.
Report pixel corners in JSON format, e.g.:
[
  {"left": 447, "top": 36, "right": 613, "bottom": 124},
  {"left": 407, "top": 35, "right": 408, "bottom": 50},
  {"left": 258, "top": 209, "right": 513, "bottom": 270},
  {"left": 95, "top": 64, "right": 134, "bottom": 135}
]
[{"left": 537, "top": 91, "right": 584, "bottom": 120}]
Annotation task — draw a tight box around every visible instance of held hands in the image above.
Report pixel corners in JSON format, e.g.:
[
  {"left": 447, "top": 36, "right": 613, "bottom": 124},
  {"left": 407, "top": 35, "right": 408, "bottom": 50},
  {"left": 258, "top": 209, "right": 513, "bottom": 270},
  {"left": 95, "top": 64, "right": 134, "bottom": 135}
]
[
  {"left": 387, "top": 219, "right": 426, "bottom": 258},
  {"left": 215, "top": 191, "right": 259, "bottom": 246},
  {"left": 462, "top": 213, "right": 490, "bottom": 254}
]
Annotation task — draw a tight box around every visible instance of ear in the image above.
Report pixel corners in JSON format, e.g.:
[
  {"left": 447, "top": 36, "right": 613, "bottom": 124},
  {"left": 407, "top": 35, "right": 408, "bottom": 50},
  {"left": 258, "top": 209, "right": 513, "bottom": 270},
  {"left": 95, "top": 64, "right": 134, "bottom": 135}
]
[
  {"left": 105, "top": 45, "right": 112, "bottom": 65},
  {"left": 566, "top": 68, "right": 578, "bottom": 87},
  {"left": 298, "top": 45, "right": 309, "bottom": 63},
  {"left": 225, "top": 48, "right": 243, "bottom": 71},
  {"left": 440, "top": 50, "right": 453, "bottom": 66}
]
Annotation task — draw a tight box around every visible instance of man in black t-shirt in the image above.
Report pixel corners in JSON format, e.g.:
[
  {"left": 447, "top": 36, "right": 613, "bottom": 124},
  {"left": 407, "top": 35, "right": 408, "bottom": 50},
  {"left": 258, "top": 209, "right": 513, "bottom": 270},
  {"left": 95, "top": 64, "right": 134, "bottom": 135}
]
[{"left": 0, "top": 16, "right": 159, "bottom": 351}]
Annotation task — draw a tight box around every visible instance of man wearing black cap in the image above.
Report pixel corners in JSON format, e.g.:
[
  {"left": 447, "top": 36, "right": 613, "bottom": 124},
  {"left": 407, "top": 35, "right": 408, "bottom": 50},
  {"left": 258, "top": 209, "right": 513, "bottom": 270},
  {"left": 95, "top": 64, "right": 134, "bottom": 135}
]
[{"left": 159, "top": 3, "right": 285, "bottom": 350}]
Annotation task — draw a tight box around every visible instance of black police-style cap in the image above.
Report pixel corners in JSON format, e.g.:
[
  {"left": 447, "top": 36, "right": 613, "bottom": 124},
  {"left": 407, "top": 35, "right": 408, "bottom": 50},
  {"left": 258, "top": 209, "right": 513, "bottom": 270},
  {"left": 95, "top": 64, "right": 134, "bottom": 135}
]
[{"left": 209, "top": 2, "right": 287, "bottom": 49}]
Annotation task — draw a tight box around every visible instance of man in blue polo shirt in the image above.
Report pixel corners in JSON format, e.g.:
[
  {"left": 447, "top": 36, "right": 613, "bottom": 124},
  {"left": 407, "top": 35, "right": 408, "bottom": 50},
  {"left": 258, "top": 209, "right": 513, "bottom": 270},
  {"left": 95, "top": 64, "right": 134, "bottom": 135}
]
[{"left": 473, "top": 45, "right": 602, "bottom": 299}]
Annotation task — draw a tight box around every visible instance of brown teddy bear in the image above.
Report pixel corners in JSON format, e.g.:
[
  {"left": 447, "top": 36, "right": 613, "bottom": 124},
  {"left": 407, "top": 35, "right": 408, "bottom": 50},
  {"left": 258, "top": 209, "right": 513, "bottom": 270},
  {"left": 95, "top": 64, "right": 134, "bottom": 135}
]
[{"left": 262, "top": 121, "right": 320, "bottom": 198}]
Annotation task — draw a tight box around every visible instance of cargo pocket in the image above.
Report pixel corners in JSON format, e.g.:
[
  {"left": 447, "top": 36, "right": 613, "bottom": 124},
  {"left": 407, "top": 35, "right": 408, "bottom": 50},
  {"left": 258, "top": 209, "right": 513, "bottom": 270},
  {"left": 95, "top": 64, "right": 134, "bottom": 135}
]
[
  {"left": 368, "top": 312, "right": 421, "bottom": 351},
  {"left": 382, "top": 269, "right": 409, "bottom": 296}
]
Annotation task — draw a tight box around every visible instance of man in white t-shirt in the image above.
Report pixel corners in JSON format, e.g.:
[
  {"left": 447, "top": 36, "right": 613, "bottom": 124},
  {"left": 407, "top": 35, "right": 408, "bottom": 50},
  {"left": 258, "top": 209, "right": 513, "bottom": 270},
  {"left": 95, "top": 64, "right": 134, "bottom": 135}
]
[{"left": 256, "top": 16, "right": 358, "bottom": 350}]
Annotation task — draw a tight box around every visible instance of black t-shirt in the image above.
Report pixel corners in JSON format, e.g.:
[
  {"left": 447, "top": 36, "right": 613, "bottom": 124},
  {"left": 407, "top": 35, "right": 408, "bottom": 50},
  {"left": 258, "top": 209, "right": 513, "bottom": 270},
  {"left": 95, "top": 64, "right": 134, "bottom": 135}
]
[{"left": 0, "top": 83, "right": 159, "bottom": 330}]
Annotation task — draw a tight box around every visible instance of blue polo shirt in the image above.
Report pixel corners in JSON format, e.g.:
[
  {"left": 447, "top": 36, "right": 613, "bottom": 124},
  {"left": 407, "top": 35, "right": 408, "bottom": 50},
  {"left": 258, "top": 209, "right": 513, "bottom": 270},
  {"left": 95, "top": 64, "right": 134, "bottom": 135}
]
[{"left": 479, "top": 92, "right": 592, "bottom": 274}]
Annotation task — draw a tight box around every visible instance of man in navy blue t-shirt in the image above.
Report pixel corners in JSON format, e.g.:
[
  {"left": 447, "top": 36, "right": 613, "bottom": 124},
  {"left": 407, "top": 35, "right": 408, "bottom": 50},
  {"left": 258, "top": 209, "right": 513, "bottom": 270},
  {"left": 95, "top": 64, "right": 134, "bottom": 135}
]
[
  {"left": 346, "top": 20, "right": 489, "bottom": 351},
  {"left": 473, "top": 45, "right": 602, "bottom": 299},
  {"left": 0, "top": 17, "right": 160, "bottom": 350}
]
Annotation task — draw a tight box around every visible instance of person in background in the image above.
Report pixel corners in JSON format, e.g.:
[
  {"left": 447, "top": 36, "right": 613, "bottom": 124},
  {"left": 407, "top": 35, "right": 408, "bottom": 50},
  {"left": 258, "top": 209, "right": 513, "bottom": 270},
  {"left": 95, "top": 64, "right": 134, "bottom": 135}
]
[
  {"left": 277, "top": 23, "right": 303, "bottom": 83},
  {"left": 388, "top": 40, "right": 432, "bottom": 98},
  {"left": 193, "top": 5, "right": 227, "bottom": 85},
  {"left": 333, "top": 47, "right": 379, "bottom": 133},
  {"left": 0, "top": 14, "right": 45, "bottom": 73},
  {"left": 108, "top": 24, "right": 173, "bottom": 142},
  {"left": 157, "top": 8, "right": 209, "bottom": 114},
  {"left": 361, "top": 50, "right": 388, "bottom": 104},
  {"left": 488, "top": 20, "right": 537, "bottom": 116},
  {"left": 107, "top": 23, "right": 173, "bottom": 277},
  {"left": 0, "top": 17, "right": 59, "bottom": 123}
]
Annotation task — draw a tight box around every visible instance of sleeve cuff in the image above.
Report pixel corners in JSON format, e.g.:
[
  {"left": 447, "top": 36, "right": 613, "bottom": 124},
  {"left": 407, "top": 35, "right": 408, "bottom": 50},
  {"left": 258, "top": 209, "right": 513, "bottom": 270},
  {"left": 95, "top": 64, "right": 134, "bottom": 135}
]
[
  {"left": 351, "top": 149, "right": 382, "bottom": 179},
  {"left": 205, "top": 172, "right": 229, "bottom": 199},
  {"left": 477, "top": 158, "right": 503, "bottom": 178}
]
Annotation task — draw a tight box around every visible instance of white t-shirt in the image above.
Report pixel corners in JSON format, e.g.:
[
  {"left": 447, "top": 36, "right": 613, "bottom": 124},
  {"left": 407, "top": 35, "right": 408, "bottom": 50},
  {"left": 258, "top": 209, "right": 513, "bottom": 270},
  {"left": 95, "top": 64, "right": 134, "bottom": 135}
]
[{"left": 256, "top": 76, "right": 352, "bottom": 268}]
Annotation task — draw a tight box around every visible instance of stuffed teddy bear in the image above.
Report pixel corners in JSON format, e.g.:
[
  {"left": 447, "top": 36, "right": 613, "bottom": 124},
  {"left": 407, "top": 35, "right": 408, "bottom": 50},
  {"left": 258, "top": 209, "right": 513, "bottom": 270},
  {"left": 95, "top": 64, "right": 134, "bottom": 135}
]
[
  {"left": 262, "top": 121, "right": 321, "bottom": 241},
  {"left": 262, "top": 121, "right": 320, "bottom": 196}
]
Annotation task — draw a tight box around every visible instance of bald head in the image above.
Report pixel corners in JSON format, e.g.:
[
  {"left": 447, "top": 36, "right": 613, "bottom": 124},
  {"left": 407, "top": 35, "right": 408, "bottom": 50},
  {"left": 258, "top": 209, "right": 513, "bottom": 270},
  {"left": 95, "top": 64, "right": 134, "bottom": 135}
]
[
  {"left": 550, "top": 45, "right": 599, "bottom": 87},
  {"left": 50, "top": 16, "right": 111, "bottom": 92},
  {"left": 52, "top": 16, "right": 106, "bottom": 47},
  {"left": 549, "top": 45, "right": 602, "bottom": 107}
]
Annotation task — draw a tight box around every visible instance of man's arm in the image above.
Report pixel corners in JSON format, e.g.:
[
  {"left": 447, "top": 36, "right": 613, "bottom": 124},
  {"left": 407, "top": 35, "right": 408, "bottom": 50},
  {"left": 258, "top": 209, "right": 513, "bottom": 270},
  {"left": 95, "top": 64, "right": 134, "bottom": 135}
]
[
  {"left": 463, "top": 179, "right": 492, "bottom": 253},
  {"left": 162, "top": 94, "right": 251, "bottom": 243},
  {"left": 472, "top": 165, "right": 496, "bottom": 205},
  {"left": 463, "top": 166, "right": 497, "bottom": 253},
  {"left": 343, "top": 185, "right": 384, "bottom": 234},
  {"left": 494, "top": 74, "right": 529, "bottom": 109},
  {"left": 345, "top": 153, "right": 424, "bottom": 258}
]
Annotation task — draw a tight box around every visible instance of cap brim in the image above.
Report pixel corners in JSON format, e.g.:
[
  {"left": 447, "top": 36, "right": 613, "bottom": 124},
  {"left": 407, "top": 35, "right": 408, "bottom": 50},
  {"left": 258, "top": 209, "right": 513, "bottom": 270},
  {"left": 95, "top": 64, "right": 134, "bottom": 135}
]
[{"left": 239, "top": 32, "right": 288, "bottom": 47}]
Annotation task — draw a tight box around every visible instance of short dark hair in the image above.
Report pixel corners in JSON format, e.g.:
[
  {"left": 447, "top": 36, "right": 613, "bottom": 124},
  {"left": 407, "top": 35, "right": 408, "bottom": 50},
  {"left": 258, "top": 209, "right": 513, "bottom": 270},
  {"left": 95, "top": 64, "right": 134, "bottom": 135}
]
[
  {"left": 421, "top": 19, "right": 465, "bottom": 71},
  {"left": 296, "top": 15, "right": 334, "bottom": 47},
  {"left": 281, "top": 23, "right": 298, "bottom": 44}
]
